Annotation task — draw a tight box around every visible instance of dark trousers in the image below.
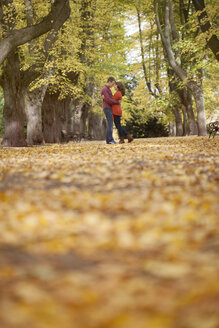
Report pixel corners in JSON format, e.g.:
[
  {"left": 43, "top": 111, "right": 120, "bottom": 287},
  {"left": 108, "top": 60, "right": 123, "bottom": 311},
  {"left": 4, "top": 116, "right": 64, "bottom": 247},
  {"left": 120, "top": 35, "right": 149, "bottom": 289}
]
[
  {"left": 113, "top": 115, "right": 128, "bottom": 138},
  {"left": 104, "top": 108, "right": 114, "bottom": 143}
]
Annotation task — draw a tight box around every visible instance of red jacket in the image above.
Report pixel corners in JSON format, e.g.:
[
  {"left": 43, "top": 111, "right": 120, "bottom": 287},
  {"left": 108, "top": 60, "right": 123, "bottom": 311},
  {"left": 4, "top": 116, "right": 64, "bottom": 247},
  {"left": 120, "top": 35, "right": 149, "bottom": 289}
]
[{"left": 112, "top": 91, "right": 122, "bottom": 116}]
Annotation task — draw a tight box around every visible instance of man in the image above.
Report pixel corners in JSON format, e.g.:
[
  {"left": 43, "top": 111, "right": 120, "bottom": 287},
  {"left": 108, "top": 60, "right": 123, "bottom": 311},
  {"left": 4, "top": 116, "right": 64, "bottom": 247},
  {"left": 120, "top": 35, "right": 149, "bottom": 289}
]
[{"left": 101, "top": 76, "right": 120, "bottom": 144}]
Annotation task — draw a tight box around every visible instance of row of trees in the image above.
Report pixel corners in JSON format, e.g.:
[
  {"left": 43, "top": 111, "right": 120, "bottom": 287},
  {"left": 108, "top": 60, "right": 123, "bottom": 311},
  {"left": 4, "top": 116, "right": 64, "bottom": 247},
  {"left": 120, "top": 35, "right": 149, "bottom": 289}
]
[
  {"left": 122, "top": 0, "right": 218, "bottom": 137},
  {"left": 0, "top": 0, "right": 218, "bottom": 147},
  {"left": 0, "top": 0, "right": 127, "bottom": 146}
]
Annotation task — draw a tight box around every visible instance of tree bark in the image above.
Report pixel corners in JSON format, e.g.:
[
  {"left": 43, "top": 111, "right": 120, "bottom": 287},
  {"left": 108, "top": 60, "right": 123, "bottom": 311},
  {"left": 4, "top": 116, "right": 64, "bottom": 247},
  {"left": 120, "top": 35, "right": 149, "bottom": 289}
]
[
  {"left": 167, "top": 67, "right": 183, "bottom": 136},
  {"left": 1, "top": 52, "right": 26, "bottom": 147},
  {"left": 80, "top": 104, "right": 89, "bottom": 137},
  {"left": 178, "top": 88, "right": 198, "bottom": 135},
  {"left": 24, "top": 87, "right": 47, "bottom": 145},
  {"left": 43, "top": 92, "right": 60, "bottom": 143},
  {"left": 0, "top": 0, "right": 70, "bottom": 65},
  {"left": 43, "top": 92, "right": 71, "bottom": 143},
  {"left": 181, "top": 105, "right": 190, "bottom": 136},
  {"left": 188, "top": 80, "right": 207, "bottom": 136},
  {"left": 88, "top": 111, "right": 106, "bottom": 140},
  {"left": 172, "top": 106, "right": 183, "bottom": 136},
  {"left": 72, "top": 100, "right": 83, "bottom": 135}
]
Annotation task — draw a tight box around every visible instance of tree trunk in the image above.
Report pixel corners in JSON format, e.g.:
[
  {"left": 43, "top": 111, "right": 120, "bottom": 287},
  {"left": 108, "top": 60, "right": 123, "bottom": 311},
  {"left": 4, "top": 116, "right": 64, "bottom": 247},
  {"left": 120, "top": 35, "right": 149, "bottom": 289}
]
[
  {"left": 181, "top": 105, "right": 190, "bottom": 136},
  {"left": 72, "top": 100, "right": 83, "bottom": 135},
  {"left": 43, "top": 92, "right": 60, "bottom": 143},
  {"left": 80, "top": 104, "right": 89, "bottom": 137},
  {"left": 88, "top": 111, "right": 106, "bottom": 140},
  {"left": 43, "top": 92, "right": 72, "bottom": 143},
  {"left": 1, "top": 52, "right": 26, "bottom": 147},
  {"left": 172, "top": 106, "right": 183, "bottom": 136},
  {"left": 188, "top": 80, "right": 207, "bottom": 136},
  {"left": 25, "top": 87, "right": 47, "bottom": 145},
  {"left": 178, "top": 87, "right": 198, "bottom": 135},
  {"left": 63, "top": 97, "right": 72, "bottom": 133}
]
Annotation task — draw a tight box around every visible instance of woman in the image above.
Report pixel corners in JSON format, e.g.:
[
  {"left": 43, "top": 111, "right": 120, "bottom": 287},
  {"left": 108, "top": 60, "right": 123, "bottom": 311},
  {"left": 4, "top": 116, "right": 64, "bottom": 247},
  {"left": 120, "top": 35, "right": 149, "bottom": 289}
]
[{"left": 112, "top": 82, "right": 133, "bottom": 144}]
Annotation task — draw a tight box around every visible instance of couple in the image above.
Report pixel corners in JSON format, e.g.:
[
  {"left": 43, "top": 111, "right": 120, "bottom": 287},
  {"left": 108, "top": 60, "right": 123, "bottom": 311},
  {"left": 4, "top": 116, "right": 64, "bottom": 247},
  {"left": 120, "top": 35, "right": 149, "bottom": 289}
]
[{"left": 101, "top": 76, "right": 133, "bottom": 144}]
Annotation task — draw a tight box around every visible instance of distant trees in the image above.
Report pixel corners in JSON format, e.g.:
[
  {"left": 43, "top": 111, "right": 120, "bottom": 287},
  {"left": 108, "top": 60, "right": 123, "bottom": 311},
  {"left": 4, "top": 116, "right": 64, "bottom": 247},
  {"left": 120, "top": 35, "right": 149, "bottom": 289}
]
[{"left": 122, "top": 0, "right": 218, "bottom": 137}]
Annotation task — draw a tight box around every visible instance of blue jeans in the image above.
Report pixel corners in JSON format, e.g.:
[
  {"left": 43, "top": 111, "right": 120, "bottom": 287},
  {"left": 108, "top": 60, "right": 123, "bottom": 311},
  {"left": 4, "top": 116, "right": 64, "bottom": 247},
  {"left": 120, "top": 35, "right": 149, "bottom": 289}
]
[
  {"left": 113, "top": 115, "right": 128, "bottom": 137},
  {"left": 104, "top": 108, "right": 115, "bottom": 143}
]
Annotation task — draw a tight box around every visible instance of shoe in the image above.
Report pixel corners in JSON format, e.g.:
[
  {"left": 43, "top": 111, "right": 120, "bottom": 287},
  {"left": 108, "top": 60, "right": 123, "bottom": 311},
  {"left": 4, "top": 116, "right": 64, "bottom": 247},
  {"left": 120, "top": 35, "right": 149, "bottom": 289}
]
[
  {"left": 127, "top": 134, "right": 133, "bottom": 143},
  {"left": 119, "top": 136, "right": 125, "bottom": 144},
  {"left": 108, "top": 140, "right": 116, "bottom": 144}
]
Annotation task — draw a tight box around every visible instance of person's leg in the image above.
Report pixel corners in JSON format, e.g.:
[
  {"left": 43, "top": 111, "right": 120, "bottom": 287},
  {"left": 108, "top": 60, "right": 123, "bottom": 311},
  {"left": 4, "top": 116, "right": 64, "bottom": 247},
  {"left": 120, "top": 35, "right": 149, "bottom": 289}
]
[
  {"left": 114, "top": 115, "right": 125, "bottom": 137},
  {"left": 118, "top": 118, "right": 134, "bottom": 143},
  {"left": 113, "top": 115, "right": 122, "bottom": 137},
  {"left": 114, "top": 115, "right": 126, "bottom": 143},
  {"left": 104, "top": 108, "right": 114, "bottom": 143}
]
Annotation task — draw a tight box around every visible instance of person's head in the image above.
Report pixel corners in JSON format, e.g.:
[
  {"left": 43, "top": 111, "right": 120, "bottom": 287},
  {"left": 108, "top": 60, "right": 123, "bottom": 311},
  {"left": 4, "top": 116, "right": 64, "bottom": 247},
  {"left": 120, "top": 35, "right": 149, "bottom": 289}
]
[
  {"left": 107, "top": 76, "right": 116, "bottom": 88},
  {"left": 115, "top": 81, "right": 125, "bottom": 96}
]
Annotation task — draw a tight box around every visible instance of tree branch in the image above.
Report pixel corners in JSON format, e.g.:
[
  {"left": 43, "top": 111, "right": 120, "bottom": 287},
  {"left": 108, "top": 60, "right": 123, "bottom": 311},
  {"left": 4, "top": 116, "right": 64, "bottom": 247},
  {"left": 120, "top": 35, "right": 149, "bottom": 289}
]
[
  {"left": 0, "top": 0, "right": 70, "bottom": 65},
  {"left": 154, "top": 0, "right": 187, "bottom": 82}
]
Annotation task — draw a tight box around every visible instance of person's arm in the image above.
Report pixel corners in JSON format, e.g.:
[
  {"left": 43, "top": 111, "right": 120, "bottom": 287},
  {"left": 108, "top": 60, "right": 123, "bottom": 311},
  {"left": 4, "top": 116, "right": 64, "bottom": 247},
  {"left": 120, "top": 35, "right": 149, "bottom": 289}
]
[{"left": 101, "top": 88, "right": 120, "bottom": 105}]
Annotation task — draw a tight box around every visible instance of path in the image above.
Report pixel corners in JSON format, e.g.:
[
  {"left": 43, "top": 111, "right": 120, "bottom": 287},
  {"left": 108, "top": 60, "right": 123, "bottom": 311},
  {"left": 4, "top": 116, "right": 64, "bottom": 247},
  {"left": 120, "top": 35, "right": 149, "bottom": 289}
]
[{"left": 0, "top": 137, "right": 219, "bottom": 328}]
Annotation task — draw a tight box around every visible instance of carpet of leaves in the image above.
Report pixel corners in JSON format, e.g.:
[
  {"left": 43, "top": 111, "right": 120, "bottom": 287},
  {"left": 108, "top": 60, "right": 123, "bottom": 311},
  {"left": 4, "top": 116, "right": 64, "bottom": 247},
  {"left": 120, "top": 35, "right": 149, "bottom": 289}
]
[{"left": 0, "top": 136, "right": 219, "bottom": 328}]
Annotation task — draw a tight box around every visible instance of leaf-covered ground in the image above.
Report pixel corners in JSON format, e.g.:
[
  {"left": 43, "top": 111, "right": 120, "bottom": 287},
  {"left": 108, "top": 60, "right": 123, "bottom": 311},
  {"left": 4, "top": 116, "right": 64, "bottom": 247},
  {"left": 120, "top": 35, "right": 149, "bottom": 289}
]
[{"left": 0, "top": 136, "right": 219, "bottom": 328}]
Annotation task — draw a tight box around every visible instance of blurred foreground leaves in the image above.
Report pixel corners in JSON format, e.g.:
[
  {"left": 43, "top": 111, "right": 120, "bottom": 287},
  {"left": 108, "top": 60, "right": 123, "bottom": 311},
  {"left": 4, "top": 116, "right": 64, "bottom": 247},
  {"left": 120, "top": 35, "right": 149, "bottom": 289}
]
[{"left": 0, "top": 137, "right": 219, "bottom": 328}]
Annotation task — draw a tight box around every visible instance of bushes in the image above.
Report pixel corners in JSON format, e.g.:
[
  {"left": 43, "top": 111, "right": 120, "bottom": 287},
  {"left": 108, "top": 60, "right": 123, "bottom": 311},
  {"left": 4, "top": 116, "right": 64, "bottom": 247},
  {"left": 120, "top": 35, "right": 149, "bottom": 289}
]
[{"left": 125, "top": 109, "right": 169, "bottom": 138}]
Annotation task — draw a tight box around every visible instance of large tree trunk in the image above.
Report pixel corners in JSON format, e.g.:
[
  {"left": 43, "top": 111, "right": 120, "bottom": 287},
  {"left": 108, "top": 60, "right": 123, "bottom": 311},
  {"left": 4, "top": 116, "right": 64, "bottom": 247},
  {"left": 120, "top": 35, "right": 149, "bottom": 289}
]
[
  {"left": 1, "top": 52, "right": 26, "bottom": 147},
  {"left": 43, "top": 92, "right": 60, "bottom": 143},
  {"left": 88, "top": 111, "right": 106, "bottom": 140},
  {"left": 25, "top": 87, "right": 47, "bottom": 145},
  {"left": 72, "top": 101, "right": 83, "bottom": 135},
  {"left": 43, "top": 92, "right": 72, "bottom": 143},
  {"left": 178, "top": 88, "right": 198, "bottom": 135},
  {"left": 63, "top": 97, "right": 72, "bottom": 133}
]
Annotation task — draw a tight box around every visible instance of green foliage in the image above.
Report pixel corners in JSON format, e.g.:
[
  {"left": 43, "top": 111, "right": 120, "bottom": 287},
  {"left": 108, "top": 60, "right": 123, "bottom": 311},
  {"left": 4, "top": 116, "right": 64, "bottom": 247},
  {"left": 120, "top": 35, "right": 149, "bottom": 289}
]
[{"left": 125, "top": 109, "right": 169, "bottom": 138}]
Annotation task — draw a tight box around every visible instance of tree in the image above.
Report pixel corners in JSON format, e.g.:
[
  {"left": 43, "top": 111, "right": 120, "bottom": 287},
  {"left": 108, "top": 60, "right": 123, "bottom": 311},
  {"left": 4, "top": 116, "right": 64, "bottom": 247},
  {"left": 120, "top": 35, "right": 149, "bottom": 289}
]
[
  {"left": 0, "top": 0, "right": 70, "bottom": 147},
  {"left": 154, "top": 0, "right": 207, "bottom": 136}
]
